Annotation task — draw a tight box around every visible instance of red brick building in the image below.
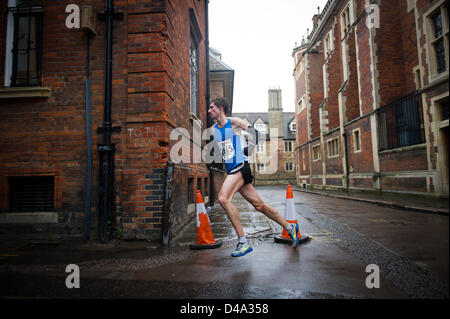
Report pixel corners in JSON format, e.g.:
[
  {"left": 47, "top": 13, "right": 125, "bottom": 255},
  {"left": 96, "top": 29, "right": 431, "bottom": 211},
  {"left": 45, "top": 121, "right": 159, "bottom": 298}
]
[
  {"left": 0, "top": 0, "right": 227, "bottom": 242},
  {"left": 293, "top": 0, "right": 448, "bottom": 196}
]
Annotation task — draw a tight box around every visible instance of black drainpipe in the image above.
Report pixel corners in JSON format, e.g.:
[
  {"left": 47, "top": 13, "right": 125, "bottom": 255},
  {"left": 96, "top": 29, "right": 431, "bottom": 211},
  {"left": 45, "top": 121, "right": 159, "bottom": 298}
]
[
  {"left": 343, "top": 130, "right": 350, "bottom": 192},
  {"left": 97, "top": 0, "right": 122, "bottom": 242},
  {"left": 84, "top": 32, "right": 93, "bottom": 242}
]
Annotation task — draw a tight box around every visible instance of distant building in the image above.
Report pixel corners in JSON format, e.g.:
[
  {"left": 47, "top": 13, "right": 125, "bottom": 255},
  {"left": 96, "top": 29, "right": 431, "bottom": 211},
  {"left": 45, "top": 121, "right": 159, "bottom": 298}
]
[
  {"left": 233, "top": 88, "right": 297, "bottom": 185},
  {"left": 293, "top": 0, "right": 448, "bottom": 196},
  {"left": 209, "top": 47, "right": 234, "bottom": 113}
]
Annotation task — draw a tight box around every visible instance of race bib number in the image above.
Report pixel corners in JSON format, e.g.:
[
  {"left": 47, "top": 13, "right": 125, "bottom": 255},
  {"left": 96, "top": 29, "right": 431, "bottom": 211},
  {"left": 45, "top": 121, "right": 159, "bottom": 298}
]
[{"left": 219, "top": 139, "right": 235, "bottom": 160}]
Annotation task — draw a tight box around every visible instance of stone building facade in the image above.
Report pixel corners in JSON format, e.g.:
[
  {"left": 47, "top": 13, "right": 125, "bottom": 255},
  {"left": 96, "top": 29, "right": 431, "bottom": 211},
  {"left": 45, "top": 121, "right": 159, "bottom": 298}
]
[
  {"left": 233, "top": 88, "right": 297, "bottom": 186},
  {"left": 0, "top": 0, "right": 229, "bottom": 242},
  {"left": 293, "top": 0, "right": 448, "bottom": 196}
]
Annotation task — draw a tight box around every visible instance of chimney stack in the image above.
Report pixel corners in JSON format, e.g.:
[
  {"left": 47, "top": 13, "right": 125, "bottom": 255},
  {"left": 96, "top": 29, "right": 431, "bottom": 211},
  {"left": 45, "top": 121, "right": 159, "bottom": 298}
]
[{"left": 312, "top": 6, "right": 321, "bottom": 26}]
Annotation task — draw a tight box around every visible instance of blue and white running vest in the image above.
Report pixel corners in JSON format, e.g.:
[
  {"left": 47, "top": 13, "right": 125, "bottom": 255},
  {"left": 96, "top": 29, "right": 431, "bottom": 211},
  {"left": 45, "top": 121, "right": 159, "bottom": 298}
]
[{"left": 214, "top": 118, "right": 246, "bottom": 174}]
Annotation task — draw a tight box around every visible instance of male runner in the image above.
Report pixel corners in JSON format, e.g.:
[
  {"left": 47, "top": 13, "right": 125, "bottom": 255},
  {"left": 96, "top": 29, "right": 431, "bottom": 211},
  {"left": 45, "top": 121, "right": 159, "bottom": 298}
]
[{"left": 208, "top": 97, "right": 300, "bottom": 257}]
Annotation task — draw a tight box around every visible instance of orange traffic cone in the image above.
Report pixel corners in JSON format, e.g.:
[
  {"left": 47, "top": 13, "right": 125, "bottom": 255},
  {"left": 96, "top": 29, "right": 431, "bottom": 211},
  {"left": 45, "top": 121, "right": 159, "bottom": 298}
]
[
  {"left": 274, "top": 185, "right": 310, "bottom": 245},
  {"left": 189, "top": 190, "right": 223, "bottom": 250}
]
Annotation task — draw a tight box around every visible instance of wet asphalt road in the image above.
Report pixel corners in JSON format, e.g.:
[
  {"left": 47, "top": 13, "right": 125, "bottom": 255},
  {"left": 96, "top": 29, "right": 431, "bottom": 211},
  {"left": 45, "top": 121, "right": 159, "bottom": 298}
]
[{"left": 0, "top": 185, "right": 448, "bottom": 299}]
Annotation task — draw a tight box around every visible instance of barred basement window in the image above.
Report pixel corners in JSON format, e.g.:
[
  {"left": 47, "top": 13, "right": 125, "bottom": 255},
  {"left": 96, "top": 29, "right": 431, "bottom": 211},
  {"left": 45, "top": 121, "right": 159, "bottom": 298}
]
[
  {"left": 6, "top": 0, "right": 44, "bottom": 87},
  {"left": 9, "top": 176, "right": 54, "bottom": 212}
]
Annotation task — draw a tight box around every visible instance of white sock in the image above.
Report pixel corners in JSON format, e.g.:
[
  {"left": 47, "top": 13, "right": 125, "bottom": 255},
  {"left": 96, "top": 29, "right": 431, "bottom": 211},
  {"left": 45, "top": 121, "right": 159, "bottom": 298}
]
[
  {"left": 285, "top": 223, "right": 293, "bottom": 233},
  {"left": 238, "top": 236, "right": 248, "bottom": 244}
]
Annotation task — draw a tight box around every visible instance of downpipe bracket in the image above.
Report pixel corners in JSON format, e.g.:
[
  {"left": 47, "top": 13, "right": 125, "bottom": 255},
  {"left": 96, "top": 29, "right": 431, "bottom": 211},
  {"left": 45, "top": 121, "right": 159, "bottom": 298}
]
[
  {"left": 97, "top": 143, "right": 116, "bottom": 153},
  {"left": 97, "top": 126, "right": 121, "bottom": 134},
  {"left": 98, "top": 11, "right": 123, "bottom": 21}
]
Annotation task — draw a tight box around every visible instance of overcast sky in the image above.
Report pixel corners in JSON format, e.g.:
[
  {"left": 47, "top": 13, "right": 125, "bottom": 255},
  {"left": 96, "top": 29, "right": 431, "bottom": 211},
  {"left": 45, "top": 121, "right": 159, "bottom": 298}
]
[{"left": 209, "top": 0, "right": 329, "bottom": 113}]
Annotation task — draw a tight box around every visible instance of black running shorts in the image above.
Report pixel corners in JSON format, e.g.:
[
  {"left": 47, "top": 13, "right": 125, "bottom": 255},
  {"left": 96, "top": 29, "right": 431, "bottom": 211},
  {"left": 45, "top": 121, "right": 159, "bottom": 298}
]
[{"left": 229, "top": 161, "right": 253, "bottom": 185}]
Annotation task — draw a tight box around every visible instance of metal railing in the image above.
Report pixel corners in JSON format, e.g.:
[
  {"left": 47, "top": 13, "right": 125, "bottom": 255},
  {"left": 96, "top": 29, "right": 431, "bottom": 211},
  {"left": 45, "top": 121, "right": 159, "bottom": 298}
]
[{"left": 377, "top": 91, "right": 425, "bottom": 151}]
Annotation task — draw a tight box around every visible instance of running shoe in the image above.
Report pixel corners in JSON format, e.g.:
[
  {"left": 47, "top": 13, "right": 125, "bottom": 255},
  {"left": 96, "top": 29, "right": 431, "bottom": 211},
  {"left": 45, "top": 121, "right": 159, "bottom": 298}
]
[
  {"left": 231, "top": 242, "right": 253, "bottom": 257},
  {"left": 288, "top": 223, "right": 301, "bottom": 249}
]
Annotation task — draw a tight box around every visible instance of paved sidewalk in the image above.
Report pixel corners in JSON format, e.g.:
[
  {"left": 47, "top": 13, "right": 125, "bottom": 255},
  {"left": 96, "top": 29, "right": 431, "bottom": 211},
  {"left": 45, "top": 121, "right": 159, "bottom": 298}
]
[{"left": 292, "top": 187, "right": 449, "bottom": 216}]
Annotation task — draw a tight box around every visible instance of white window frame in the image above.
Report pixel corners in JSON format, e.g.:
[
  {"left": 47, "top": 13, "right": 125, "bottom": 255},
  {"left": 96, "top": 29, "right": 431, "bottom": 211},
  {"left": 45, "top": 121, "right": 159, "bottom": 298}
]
[
  {"left": 353, "top": 128, "right": 361, "bottom": 153},
  {"left": 284, "top": 141, "right": 293, "bottom": 152},
  {"left": 4, "top": 0, "right": 44, "bottom": 87},
  {"left": 312, "top": 144, "right": 321, "bottom": 161},
  {"left": 323, "top": 29, "right": 334, "bottom": 59},
  {"left": 285, "top": 162, "right": 294, "bottom": 172},
  {"left": 302, "top": 148, "right": 306, "bottom": 170},
  {"left": 257, "top": 163, "right": 265, "bottom": 173},
  {"left": 424, "top": 1, "right": 449, "bottom": 80},
  {"left": 323, "top": 63, "right": 328, "bottom": 98},
  {"left": 256, "top": 142, "right": 265, "bottom": 153},
  {"left": 254, "top": 123, "right": 266, "bottom": 132},
  {"left": 340, "top": 3, "right": 352, "bottom": 38},
  {"left": 4, "top": 0, "right": 16, "bottom": 87},
  {"left": 327, "top": 138, "right": 339, "bottom": 158},
  {"left": 297, "top": 96, "right": 306, "bottom": 113},
  {"left": 290, "top": 122, "right": 297, "bottom": 132},
  {"left": 189, "top": 38, "right": 199, "bottom": 115}
]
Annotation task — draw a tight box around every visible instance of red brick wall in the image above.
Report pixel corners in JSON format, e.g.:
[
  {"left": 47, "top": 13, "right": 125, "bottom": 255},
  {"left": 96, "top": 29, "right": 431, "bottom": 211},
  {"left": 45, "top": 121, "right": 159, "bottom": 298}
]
[
  {"left": 297, "top": 145, "right": 310, "bottom": 177},
  {"left": 122, "top": 0, "right": 210, "bottom": 240},
  {"left": 307, "top": 48, "right": 324, "bottom": 139},
  {"left": 346, "top": 117, "right": 374, "bottom": 173},
  {"left": 381, "top": 177, "right": 427, "bottom": 192},
  {"left": 375, "top": 1, "right": 419, "bottom": 107},
  {"left": 354, "top": 0, "right": 374, "bottom": 115},
  {"left": 323, "top": 22, "right": 343, "bottom": 131},
  {"left": 297, "top": 109, "right": 308, "bottom": 145},
  {"left": 0, "top": 0, "right": 212, "bottom": 240},
  {"left": 380, "top": 148, "right": 428, "bottom": 172},
  {"left": 342, "top": 27, "right": 361, "bottom": 122}
]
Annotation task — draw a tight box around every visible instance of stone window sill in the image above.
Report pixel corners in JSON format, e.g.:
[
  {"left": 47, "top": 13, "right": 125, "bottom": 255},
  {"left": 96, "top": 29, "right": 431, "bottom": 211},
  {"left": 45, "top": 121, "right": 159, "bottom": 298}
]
[
  {"left": 0, "top": 212, "right": 58, "bottom": 224},
  {"left": 0, "top": 86, "right": 52, "bottom": 99},
  {"left": 379, "top": 143, "right": 426, "bottom": 155},
  {"left": 190, "top": 112, "right": 203, "bottom": 128}
]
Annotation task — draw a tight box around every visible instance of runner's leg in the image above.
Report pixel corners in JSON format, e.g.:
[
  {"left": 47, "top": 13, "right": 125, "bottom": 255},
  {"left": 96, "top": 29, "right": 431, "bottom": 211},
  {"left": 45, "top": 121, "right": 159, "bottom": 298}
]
[
  {"left": 238, "top": 183, "right": 289, "bottom": 229},
  {"left": 218, "top": 172, "right": 246, "bottom": 237}
]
